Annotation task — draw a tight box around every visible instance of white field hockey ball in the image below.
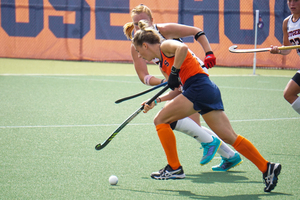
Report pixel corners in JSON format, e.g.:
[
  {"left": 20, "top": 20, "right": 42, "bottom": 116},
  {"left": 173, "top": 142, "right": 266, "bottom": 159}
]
[{"left": 109, "top": 175, "right": 118, "bottom": 185}]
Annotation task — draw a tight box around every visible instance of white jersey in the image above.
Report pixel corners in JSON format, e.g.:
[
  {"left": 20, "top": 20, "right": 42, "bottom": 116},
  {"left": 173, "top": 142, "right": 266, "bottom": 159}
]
[
  {"left": 287, "top": 15, "right": 300, "bottom": 56},
  {"left": 151, "top": 25, "right": 167, "bottom": 64},
  {"left": 151, "top": 24, "right": 207, "bottom": 73}
]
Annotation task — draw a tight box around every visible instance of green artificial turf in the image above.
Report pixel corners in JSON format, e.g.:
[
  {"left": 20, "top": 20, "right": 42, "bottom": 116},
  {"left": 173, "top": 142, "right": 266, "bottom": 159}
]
[{"left": 0, "top": 58, "right": 299, "bottom": 199}]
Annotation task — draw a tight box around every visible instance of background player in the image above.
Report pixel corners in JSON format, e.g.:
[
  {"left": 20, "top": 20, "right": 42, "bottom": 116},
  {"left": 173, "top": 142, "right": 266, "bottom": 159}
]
[{"left": 270, "top": 0, "right": 300, "bottom": 114}]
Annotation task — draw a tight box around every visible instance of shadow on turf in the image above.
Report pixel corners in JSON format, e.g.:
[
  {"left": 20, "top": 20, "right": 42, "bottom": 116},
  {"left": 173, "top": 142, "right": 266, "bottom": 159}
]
[
  {"left": 112, "top": 185, "right": 291, "bottom": 199},
  {"left": 114, "top": 172, "right": 291, "bottom": 199},
  {"left": 185, "top": 171, "right": 259, "bottom": 184},
  {"left": 158, "top": 189, "right": 291, "bottom": 199},
  {"left": 165, "top": 172, "right": 291, "bottom": 199}
]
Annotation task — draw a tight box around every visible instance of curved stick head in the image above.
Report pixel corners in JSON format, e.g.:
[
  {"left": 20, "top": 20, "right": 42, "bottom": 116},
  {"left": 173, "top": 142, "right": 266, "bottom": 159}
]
[
  {"left": 229, "top": 45, "right": 238, "bottom": 52},
  {"left": 95, "top": 144, "right": 102, "bottom": 150}
]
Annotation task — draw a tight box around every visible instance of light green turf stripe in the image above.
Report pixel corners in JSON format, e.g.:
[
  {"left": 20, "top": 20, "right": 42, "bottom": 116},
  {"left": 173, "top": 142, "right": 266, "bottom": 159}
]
[{"left": 0, "top": 57, "right": 296, "bottom": 76}]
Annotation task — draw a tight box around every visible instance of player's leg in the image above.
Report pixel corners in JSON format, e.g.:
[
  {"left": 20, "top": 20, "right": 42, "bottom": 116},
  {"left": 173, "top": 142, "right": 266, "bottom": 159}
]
[
  {"left": 151, "top": 94, "right": 198, "bottom": 180},
  {"left": 283, "top": 72, "right": 300, "bottom": 114},
  {"left": 165, "top": 101, "right": 213, "bottom": 144},
  {"left": 166, "top": 96, "right": 221, "bottom": 165},
  {"left": 162, "top": 100, "right": 222, "bottom": 166},
  {"left": 202, "top": 110, "right": 281, "bottom": 192},
  {"left": 172, "top": 115, "right": 213, "bottom": 144},
  {"left": 173, "top": 116, "right": 241, "bottom": 168},
  {"left": 151, "top": 123, "right": 185, "bottom": 180},
  {"left": 203, "top": 110, "right": 268, "bottom": 171},
  {"left": 201, "top": 126, "right": 243, "bottom": 171},
  {"left": 176, "top": 113, "right": 236, "bottom": 160},
  {"left": 201, "top": 126, "right": 235, "bottom": 158}
]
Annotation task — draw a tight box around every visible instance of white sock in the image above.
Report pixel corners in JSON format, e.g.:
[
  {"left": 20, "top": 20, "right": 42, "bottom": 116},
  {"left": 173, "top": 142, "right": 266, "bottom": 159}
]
[
  {"left": 201, "top": 126, "right": 235, "bottom": 159},
  {"left": 291, "top": 97, "right": 300, "bottom": 115},
  {"left": 174, "top": 117, "right": 213, "bottom": 143}
]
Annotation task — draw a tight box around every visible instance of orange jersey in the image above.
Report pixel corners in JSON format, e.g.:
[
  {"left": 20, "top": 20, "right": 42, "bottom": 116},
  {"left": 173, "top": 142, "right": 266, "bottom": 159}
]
[{"left": 160, "top": 49, "right": 208, "bottom": 85}]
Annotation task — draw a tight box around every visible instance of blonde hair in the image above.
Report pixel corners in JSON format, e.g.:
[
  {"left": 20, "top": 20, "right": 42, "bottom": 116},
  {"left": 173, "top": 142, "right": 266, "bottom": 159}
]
[
  {"left": 132, "top": 20, "right": 160, "bottom": 47},
  {"left": 123, "top": 4, "right": 153, "bottom": 39}
]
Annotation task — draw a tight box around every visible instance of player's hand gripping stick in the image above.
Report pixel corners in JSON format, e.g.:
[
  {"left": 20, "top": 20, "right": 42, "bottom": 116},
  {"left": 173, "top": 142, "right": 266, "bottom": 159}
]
[
  {"left": 204, "top": 51, "right": 216, "bottom": 68},
  {"left": 168, "top": 66, "right": 181, "bottom": 90}
]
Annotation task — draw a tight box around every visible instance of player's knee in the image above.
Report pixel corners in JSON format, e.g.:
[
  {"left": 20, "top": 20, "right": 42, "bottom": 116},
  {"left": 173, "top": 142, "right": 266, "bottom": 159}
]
[
  {"left": 153, "top": 116, "right": 162, "bottom": 126},
  {"left": 154, "top": 115, "right": 172, "bottom": 126},
  {"left": 283, "top": 89, "right": 295, "bottom": 104},
  {"left": 283, "top": 88, "right": 289, "bottom": 101}
]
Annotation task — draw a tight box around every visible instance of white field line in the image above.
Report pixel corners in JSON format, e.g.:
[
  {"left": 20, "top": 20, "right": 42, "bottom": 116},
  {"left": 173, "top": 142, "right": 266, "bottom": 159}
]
[
  {"left": 1, "top": 117, "right": 299, "bottom": 129},
  {"left": 218, "top": 86, "right": 283, "bottom": 91},
  {"left": 0, "top": 75, "right": 288, "bottom": 91},
  {"left": 0, "top": 74, "right": 293, "bottom": 77},
  {"left": 2, "top": 75, "right": 141, "bottom": 84},
  {"left": 8, "top": 75, "right": 285, "bottom": 91}
]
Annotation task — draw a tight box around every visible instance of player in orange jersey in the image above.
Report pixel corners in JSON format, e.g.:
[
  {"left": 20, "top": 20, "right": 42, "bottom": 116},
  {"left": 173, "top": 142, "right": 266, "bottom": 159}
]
[{"left": 133, "top": 20, "right": 281, "bottom": 192}]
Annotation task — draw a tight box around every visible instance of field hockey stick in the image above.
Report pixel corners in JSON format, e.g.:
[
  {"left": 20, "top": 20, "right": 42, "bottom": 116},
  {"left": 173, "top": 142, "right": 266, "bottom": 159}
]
[
  {"left": 115, "top": 82, "right": 167, "bottom": 104},
  {"left": 95, "top": 85, "right": 169, "bottom": 150},
  {"left": 229, "top": 45, "right": 300, "bottom": 53}
]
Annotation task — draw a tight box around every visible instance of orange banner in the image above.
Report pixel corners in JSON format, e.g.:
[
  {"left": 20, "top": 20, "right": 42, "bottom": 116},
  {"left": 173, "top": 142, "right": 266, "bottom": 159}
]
[{"left": 0, "top": 0, "right": 298, "bottom": 69}]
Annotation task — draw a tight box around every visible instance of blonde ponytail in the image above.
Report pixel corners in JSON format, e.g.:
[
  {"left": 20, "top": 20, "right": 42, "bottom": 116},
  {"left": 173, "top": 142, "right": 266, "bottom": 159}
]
[{"left": 123, "top": 22, "right": 135, "bottom": 39}]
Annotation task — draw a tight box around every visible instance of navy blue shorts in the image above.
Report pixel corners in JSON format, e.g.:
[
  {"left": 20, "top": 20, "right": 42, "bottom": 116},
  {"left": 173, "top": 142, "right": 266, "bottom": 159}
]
[
  {"left": 292, "top": 71, "right": 300, "bottom": 86},
  {"left": 182, "top": 74, "right": 224, "bottom": 115}
]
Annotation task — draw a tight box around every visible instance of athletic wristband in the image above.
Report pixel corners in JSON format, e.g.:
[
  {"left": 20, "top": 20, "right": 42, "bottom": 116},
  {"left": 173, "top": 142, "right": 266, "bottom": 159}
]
[
  {"left": 154, "top": 99, "right": 157, "bottom": 106},
  {"left": 171, "top": 66, "right": 180, "bottom": 74},
  {"left": 205, "top": 51, "right": 213, "bottom": 56},
  {"left": 144, "top": 75, "right": 154, "bottom": 86},
  {"left": 195, "top": 31, "right": 205, "bottom": 41},
  {"left": 161, "top": 79, "right": 165, "bottom": 84}
]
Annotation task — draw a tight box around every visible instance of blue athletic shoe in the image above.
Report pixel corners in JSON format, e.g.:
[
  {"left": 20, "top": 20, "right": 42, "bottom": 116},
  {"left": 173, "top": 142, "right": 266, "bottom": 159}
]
[
  {"left": 211, "top": 152, "right": 243, "bottom": 171},
  {"left": 200, "top": 136, "right": 222, "bottom": 165}
]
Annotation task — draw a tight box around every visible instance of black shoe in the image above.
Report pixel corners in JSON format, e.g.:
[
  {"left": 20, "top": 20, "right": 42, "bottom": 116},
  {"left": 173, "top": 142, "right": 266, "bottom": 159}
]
[
  {"left": 263, "top": 162, "right": 281, "bottom": 192},
  {"left": 151, "top": 164, "right": 185, "bottom": 180}
]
